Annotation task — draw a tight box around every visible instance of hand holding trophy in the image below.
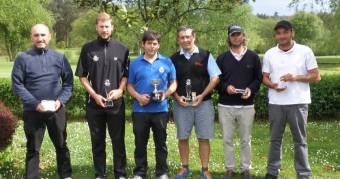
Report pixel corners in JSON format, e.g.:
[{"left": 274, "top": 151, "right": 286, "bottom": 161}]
[
  {"left": 104, "top": 79, "right": 114, "bottom": 107},
  {"left": 151, "top": 79, "right": 162, "bottom": 101}
]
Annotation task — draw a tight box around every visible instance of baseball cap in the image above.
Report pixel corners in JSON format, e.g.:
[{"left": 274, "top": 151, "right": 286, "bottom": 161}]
[
  {"left": 274, "top": 20, "right": 293, "bottom": 30},
  {"left": 228, "top": 24, "right": 243, "bottom": 36}
]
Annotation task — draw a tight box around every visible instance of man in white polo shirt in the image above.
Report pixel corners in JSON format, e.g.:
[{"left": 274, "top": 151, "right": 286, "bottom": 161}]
[{"left": 262, "top": 20, "right": 321, "bottom": 179}]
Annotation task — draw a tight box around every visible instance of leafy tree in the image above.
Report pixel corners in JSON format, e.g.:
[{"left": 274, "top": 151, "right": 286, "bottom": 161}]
[
  {"left": 45, "top": 0, "right": 81, "bottom": 45},
  {"left": 69, "top": 10, "right": 98, "bottom": 47},
  {"left": 253, "top": 17, "right": 277, "bottom": 53},
  {"left": 73, "top": 0, "right": 254, "bottom": 38},
  {"left": 0, "top": 0, "right": 54, "bottom": 61},
  {"left": 288, "top": 0, "right": 338, "bottom": 13},
  {"left": 290, "top": 11, "right": 323, "bottom": 51}
]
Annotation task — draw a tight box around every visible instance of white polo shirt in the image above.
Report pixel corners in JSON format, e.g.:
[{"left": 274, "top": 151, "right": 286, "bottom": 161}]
[{"left": 262, "top": 41, "right": 318, "bottom": 105}]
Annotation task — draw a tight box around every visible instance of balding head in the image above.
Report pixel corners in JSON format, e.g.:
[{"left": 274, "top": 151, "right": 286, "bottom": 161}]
[{"left": 30, "top": 24, "right": 51, "bottom": 49}]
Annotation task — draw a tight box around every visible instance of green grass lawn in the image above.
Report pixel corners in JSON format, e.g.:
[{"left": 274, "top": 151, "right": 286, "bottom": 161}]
[{"left": 0, "top": 120, "right": 339, "bottom": 179}]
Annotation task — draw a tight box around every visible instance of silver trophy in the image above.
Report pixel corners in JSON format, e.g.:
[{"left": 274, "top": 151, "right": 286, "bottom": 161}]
[
  {"left": 104, "top": 79, "right": 114, "bottom": 107},
  {"left": 185, "top": 79, "right": 192, "bottom": 105},
  {"left": 151, "top": 79, "right": 162, "bottom": 101}
]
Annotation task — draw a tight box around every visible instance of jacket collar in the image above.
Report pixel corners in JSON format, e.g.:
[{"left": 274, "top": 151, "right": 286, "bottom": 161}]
[
  {"left": 33, "top": 46, "right": 49, "bottom": 54},
  {"left": 97, "top": 36, "right": 113, "bottom": 46}
]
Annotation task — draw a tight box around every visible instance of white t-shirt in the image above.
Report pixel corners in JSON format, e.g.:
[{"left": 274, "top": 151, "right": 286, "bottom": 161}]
[{"left": 262, "top": 41, "right": 318, "bottom": 105}]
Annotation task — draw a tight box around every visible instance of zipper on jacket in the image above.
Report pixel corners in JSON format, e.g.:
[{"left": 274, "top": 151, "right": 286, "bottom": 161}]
[
  {"left": 42, "top": 49, "right": 46, "bottom": 72},
  {"left": 104, "top": 44, "right": 108, "bottom": 66}
]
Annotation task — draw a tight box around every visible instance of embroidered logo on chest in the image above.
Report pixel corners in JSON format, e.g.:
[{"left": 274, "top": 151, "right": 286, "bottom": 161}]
[
  {"left": 195, "top": 62, "right": 203, "bottom": 66},
  {"left": 159, "top": 66, "right": 164, "bottom": 73},
  {"left": 93, "top": 55, "right": 99, "bottom": 61}
]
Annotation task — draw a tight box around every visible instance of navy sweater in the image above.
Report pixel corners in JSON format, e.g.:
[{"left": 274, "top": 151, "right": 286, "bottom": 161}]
[
  {"left": 215, "top": 50, "right": 262, "bottom": 105},
  {"left": 12, "top": 47, "right": 74, "bottom": 111}
]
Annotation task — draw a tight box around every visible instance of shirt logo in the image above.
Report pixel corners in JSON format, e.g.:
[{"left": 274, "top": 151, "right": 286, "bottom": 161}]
[
  {"left": 93, "top": 55, "right": 99, "bottom": 61},
  {"left": 159, "top": 66, "right": 164, "bottom": 73},
  {"left": 195, "top": 62, "right": 203, "bottom": 66}
]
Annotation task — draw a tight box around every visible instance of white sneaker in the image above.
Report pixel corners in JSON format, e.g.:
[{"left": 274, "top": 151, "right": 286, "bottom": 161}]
[
  {"left": 64, "top": 178, "right": 71, "bottom": 179},
  {"left": 133, "top": 176, "right": 144, "bottom": 179},
  {"left": 157, "top": 174, "right": 169, "bottom": 179},
  {"left": 118, "top": 177, "right": 125, "bottom": 179}
]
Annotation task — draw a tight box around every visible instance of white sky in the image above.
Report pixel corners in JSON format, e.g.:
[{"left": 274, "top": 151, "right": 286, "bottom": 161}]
[{"left": 249, "top": 0, "right": 324, "bottom": 16}]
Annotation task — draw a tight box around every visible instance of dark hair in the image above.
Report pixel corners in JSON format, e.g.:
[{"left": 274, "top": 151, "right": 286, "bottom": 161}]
[
  {"left": 142, "top": 30, "right": 161, "bottom": 43},
  {"left": 177, "top": 25, "right": 195, "bottom": 37}
]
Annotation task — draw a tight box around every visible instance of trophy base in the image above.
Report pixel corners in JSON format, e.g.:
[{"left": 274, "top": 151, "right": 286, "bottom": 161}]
[
  {"left": 105, "top": 100, "right": 114, "bottom": 108},
  {"left": 185, "top": 98, "right": 192, "bottom": 105},
  {"left": 151, "top": 92, "right": 162, "bottom": 101}
]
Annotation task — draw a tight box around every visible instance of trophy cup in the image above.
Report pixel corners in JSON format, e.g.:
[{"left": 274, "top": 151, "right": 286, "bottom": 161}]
[
  {"left": 151, "top": 79, "right": 162, "bottom": 101},
  {"left": 104, "top": 79, "right": 114, "bottom": 107},
  {"left": 185, "top": 79, "right": 193, "bottom": 105}
]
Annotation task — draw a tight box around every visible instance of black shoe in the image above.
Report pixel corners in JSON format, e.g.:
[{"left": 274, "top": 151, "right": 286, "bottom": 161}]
[
  {"left": 241, "top": 171, "right": 252, "bottom": 179},
  {"left": 263, "top": 173, "right": 278, "bottom": 179},
  {"left": 222, "top": 170, "right": 236, "bottom": 179}
]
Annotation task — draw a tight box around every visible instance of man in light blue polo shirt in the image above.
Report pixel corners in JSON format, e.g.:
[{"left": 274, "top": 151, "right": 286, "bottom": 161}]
[
  {"left": 127, "top": 30, "right": 177, "bottom": 179},
  {"left": 170, "top": 25, "right": 221, "bottom": 179}
]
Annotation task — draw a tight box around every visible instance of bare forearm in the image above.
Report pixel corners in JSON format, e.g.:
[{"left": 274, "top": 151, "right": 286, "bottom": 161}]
[
  {"left": 79, "top": 77, "right": 97, "bottom": 97},
  {"left": 117, "top": 77, "right": 127, "bottom": 94},
  {"left": 165, "top": 80, "right": 177, "bottom": 97},
  {"left": 202, "top": 76, "right": 219, "bottom": 96},
  {"left": 126, "top": 84, "right": 140, "bottom": 99},
  {"left": 262, "top": 75, "right": 274, "bottom": 88},
  {"left": 295, "top": 72, "right": 321, "bottom": 82}
]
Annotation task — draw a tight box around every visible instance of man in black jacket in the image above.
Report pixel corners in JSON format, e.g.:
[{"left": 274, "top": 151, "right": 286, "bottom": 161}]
[{"left": 75, "top": 13, "right": 130, "bottom": 179}]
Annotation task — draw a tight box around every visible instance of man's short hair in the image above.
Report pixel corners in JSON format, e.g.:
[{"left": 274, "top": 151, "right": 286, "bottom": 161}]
[
  {"left": 177, "top": 25, "right": 195, "bottom": 37},
  {"left": 96, "top": 12, "right": 112, "bottom": 24},
  {"left": 142, "top": 30, "right": 161, "bottom": 43}
]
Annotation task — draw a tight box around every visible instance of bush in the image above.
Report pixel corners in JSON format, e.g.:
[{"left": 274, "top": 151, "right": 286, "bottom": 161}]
[
  {"left": 56, "top": 41, "right": 66, "bottom": 49},
  {"left": 0, "top": 74, "right": 339, "bottom": 121},
  {"left": 63, "top": 50, "right": 73, "bottom": 60},
  {"left": 0, "top": 101, "right": 19, "bottom": 151}
]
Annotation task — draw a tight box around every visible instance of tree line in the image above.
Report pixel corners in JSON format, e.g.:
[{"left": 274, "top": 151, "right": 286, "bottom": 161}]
[{"left": 0, "top": 0, "right": 339, "bottom": 62}]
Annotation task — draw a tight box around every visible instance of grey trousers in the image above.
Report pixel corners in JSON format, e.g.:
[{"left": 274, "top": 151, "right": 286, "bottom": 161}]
[
  {"left": 266, "top": 104, "right": 311, "bottom": 179},
  {"left": 218, "top": 106, "right": 255, "bottom": 172}
]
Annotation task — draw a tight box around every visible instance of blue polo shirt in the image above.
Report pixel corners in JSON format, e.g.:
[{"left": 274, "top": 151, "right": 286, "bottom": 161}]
[{"left": 128, "top": 53, "right": 176, "bottom": 112}]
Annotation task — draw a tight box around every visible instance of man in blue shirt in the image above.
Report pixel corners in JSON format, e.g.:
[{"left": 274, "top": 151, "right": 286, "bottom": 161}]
[
  {"left": 127, "top": 30, "right": 177, "bottom": 179},
  {"left": 11, "top": 24, "right": 73, "bottom": 179}
]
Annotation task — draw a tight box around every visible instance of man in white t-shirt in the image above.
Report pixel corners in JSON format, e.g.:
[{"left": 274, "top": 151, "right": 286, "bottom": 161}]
[{"left": 262, "top": 20, "right": 321, "bottom": 179}]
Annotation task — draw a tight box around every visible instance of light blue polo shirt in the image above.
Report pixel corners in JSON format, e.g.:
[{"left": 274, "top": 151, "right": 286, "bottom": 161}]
[
  {"left": 180, "top": 45, "right": 221, "bottom": 78},
  {"left": 128, "top": 53, "right": 176, "bottom": 112}
]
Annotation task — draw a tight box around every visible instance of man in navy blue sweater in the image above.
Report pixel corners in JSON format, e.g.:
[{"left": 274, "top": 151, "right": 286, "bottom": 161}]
[
  {"left": 11, "top": 24, "right": 73, "bottom": 179},
  {"left": 215, "top": 24, "right": 262, "bottom": 179}
]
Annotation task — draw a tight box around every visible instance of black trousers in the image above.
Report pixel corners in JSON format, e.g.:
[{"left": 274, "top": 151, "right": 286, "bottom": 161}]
[
  {"left": 132, "top": 112, "right": 169, "bottom": 178},
  {"left": 86, "top": 99, "right": 126, "bottom": 179},
  {"left": 23, "top": 107, "right": 72, "bottom": 179}
]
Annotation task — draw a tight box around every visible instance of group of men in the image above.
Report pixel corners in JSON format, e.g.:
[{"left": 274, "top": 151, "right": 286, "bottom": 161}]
[{"left": 11, "top": 12, "right": 320, "bottom": 179}]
